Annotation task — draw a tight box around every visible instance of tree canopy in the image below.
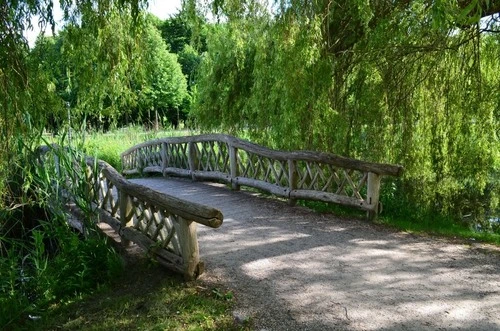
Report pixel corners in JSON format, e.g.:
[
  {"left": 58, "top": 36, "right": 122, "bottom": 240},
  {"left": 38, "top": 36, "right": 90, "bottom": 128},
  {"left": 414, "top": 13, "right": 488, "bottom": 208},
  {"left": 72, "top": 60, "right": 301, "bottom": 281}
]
[{"left": 189, "top": 0, "right": 500, "bottom": 222}]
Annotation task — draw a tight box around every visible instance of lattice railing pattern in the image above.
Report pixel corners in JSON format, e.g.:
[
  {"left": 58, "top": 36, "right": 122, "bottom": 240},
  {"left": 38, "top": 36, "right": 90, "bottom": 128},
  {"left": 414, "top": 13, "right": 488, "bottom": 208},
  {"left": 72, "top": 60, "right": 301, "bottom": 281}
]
[
  {"left": 95, "top": 172, "right": 120, "bottom": 217},
  {"left": 86, "top": 165, "right": 185, "bottom": 262},
  {"left": 121, "top": 134, "right": 403, "bottom": 218},
  {"left": 131, "top": 199, "right": 182, "bottom": 255},
  {"left": 237, "top": 149, "right": 290, "bottom": 187},
  {"left": 122, "top": 149, "right": 139, "bottom": 172},
  {"left": 195, "top": 141, "right": 230, "bottom": 173},
  {"left": 38, "top": 146, "right": 222, "bottom": 280},
  {"left": 165, "top": 143, "right": 189, "bottom": 169},
  {"left": 142, "top": 143, "right": 163, "bottom": 168},
  {"left": 295, "top": 161, "right": 368, "bottom": 200}
]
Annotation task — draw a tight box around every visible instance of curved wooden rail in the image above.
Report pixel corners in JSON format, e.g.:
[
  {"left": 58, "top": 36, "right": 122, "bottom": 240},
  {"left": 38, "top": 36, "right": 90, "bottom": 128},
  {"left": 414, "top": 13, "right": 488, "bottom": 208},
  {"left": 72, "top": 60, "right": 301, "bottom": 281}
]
[
  {"left": 39, "top": 145, "right": 223, "bottom": 280},
  {"left": 121, "top": 134, "right": 403, "bottom": 219}
]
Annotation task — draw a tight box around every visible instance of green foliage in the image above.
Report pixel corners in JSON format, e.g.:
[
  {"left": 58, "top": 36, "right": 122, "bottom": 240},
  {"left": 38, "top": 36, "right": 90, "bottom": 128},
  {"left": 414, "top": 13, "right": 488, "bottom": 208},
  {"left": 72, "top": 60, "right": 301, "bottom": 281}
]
[
  {"left": 82, "top": 126, "right": 192, "bottom": 169},
  {"left": 0, "top": 129, "right": 122, "bottom": 329},
  {"left": 138, "top": 16, "right": 189, "bottom": 128},
  {"left": 159, "top": 13, "right": 194, "bottom": 54},
  {"left": 0, "top": 2, "right": 198, "bottom": 329},
  {"left": 28, "top": 9, "right": 188, "bottom": 131},
  {"left": 191, "top": 0, "right": 500, "bottom": 229},
  {"left": 178, "top": 44, "right": 203, "bottom": 86},
  {"left": 0, "top": 0, "right": 149, "bottom": 185}
]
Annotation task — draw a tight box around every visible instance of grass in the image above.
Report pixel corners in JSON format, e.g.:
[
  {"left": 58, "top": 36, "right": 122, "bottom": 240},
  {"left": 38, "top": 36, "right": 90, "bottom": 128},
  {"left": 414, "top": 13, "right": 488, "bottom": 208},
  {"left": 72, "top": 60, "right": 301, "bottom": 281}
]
[
  {"left": 375, "top": 213, "right": 500, "bottom": 245},
  {"left": 34, "top": 257, "right": 248, "bottom": 330},
  {"left": 82, "top": 126, "right": 196, "bottom": 170},
  {"left": 300, "top": 198, "right": 500, "bottom": 245}
]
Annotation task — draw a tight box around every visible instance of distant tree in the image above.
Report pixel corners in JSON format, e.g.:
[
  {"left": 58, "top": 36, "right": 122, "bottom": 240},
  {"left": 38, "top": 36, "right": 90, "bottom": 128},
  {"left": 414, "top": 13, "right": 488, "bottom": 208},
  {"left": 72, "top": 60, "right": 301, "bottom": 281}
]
[
  {"left": 30, "top": 12, "right": 188, "bottom": 130},
  {"left": 0, "top": 0, "right": 146, "bottom": 164},
  {"left": 159, "top": 14, "right": 192, "bottom": 54},
  {"left": 138, "top": 16, "right": 188, "bottom": 129}
]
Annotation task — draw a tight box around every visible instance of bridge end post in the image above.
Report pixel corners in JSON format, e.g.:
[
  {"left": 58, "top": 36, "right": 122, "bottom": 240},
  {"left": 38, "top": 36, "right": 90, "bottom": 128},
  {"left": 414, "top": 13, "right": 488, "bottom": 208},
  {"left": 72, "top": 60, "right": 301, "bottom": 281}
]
[
  {"left": 119, "top": 192, "right": 133, "bottom": 246},
  {"left": 176, "top": 217, "right": 202, "bottom": 280},
  {"left": 366, "top": 172, "right": 381, "bottom": 220}
]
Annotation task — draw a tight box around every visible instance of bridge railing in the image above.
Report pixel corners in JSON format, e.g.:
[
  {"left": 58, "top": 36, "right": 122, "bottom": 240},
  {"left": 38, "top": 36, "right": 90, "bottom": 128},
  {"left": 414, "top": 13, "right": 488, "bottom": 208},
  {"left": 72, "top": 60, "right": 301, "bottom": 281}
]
[
  {"left": 39, "top": 145, "right": 223, "bottom": 280},
  {"left": 122, "top": 134, "right": 403, "bottom": 219}
]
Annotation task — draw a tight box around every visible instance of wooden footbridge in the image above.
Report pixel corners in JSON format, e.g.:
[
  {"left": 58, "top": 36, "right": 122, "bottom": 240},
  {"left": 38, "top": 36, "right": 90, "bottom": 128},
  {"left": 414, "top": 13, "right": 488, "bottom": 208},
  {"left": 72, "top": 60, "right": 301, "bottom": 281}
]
[
  {"left": 41, "top": 134, "right": 403, "bottom": 279},
  {"left": 39, "top": 139, "right": 500, "bottom": 330}
]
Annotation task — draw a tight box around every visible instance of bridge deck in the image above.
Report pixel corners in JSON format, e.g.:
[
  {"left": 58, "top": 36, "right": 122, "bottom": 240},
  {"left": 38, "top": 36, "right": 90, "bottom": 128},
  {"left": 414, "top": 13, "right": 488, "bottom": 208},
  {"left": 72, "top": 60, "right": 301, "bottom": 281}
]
[{"left": 130, "top": 177, "right": 500, "bottom": 331}]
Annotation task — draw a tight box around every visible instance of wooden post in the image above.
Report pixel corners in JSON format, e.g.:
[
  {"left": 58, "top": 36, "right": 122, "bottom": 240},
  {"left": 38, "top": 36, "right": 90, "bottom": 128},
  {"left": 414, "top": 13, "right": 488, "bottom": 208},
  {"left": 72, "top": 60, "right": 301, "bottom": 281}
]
[
  {"left": 175, "top": 217, "right": 203, "bottom": 280},
  {"left": 366, "top": 172, "right": 381, "bottom": 220},
  {"left": 288, "top": 159, "right": 297, "bottom": 206},
  {"left": 137, "top": 150, "right": 144, "bottom": 174},
  {"left": 229, "top": 146, "right": 240, "bottom": 191},
  {"left": 85, "top": 165, "right": 96, "bottom": 201},
  {"left": 161, "top": 142, "right": 168, "bottom": 177},
  {"left": 119, "top": 191, "right": 133, "bottom": 246},
  {"left": 188, "top": 142, "right": 198, "bottom": 181}
]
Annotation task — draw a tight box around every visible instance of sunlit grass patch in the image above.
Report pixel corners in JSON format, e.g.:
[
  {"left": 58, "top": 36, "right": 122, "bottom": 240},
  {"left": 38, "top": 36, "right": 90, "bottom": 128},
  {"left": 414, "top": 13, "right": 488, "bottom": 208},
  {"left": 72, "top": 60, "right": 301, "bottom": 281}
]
[{"left": 83, "top": 126, "right": 196, "bottom": 170}]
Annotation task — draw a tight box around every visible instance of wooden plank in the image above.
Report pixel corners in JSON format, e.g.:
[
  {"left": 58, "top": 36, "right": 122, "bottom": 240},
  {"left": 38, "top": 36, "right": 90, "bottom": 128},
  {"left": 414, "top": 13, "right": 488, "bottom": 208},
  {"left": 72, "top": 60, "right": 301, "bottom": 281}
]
[
  {"left": 143, "top": 166, "right": 163, "bottom": 174},
  {"left": 122, "top": 169, "right": 139, "bottom": 175},
  {"left": 163, "top": 167, "right": 192, "bottom": 178},
  {"left": 290, "top": 189, "right": 372, "bottom": 211},
  {"left": 235, "top": 177, "right": 290, "bottom": 197},
  {"left": 192, "top": 170, "right": 231, "bottom": 184}
]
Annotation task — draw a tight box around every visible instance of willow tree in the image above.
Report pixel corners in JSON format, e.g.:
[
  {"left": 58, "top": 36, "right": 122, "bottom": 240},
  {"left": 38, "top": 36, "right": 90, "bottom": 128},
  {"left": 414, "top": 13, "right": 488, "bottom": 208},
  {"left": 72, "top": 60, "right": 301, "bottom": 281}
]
[
  {"left": 0, "top": 0, "right": 149, "bottom": 191},
  {"left": 191, "top": 0, "right": 499, "bottom": 222}
]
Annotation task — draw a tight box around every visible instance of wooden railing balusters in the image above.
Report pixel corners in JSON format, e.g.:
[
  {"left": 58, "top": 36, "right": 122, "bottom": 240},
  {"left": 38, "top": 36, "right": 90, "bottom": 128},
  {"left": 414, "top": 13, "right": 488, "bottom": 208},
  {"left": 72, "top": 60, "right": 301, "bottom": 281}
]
[
  {"left": 175, "top": 218, "right": 203, "bottom": 279},
  {"left": 119, "top": 192, "right": 133, "bottom": 246},
  {"left": 161, "top": 142, "right": 167, "bottom": 171}
]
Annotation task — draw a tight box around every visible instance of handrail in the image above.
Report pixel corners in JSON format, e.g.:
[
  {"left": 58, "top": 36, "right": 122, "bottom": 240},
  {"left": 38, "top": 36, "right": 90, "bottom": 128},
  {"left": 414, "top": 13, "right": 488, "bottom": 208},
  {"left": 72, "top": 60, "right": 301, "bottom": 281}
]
[
  {"left": 95, "top": 159, "right": 223, "bottom": 228},
  {"left": 39, "top": 145, "right": 223, "bottom": 280},
  {"left": 121, "top": 134, "right": 403, "bottom": 219}
]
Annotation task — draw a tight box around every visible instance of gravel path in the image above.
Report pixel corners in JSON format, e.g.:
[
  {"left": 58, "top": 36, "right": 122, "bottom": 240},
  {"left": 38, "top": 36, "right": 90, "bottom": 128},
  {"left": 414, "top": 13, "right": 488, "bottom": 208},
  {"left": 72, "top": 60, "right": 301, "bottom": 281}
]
[{"left": 131, "top": 177, "right": 500, "bottom": 331}]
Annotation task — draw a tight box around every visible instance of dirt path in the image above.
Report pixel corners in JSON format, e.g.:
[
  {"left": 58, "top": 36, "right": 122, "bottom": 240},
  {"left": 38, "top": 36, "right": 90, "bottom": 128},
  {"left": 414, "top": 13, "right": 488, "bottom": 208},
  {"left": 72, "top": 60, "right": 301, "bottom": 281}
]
[{"left": 131, "top": 177, "right": 500, "bottom": 330}]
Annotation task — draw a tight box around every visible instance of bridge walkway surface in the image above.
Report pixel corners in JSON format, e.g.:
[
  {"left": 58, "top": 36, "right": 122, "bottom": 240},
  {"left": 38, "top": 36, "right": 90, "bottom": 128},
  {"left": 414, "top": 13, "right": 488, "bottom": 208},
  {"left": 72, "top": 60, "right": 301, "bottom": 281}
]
[{"left": 130, "top": 177, "right": 500, "bottom": 331}]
